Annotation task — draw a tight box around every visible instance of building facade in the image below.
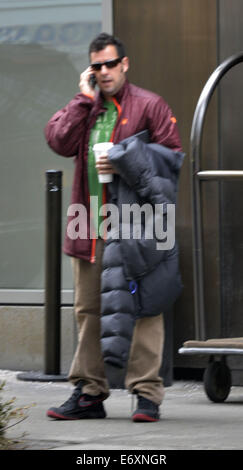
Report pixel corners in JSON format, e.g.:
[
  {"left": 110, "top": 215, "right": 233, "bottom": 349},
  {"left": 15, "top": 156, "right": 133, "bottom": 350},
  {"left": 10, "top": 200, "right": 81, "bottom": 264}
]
[{"left": 1, "top": 0, "right": 243, "bottom": 383}]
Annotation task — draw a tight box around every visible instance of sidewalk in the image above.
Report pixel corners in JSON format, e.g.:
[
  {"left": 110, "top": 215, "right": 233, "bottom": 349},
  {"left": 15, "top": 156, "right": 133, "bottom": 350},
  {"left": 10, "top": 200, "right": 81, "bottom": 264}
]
[{"left": 1, "top": 369, "right": 243, "bottom": 450}]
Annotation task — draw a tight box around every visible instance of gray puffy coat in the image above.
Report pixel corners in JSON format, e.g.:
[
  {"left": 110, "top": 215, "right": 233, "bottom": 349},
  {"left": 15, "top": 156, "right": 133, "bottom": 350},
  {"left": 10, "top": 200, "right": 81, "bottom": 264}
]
[{"left": 100, "top": 135, "right": 184, "bottom": 368}]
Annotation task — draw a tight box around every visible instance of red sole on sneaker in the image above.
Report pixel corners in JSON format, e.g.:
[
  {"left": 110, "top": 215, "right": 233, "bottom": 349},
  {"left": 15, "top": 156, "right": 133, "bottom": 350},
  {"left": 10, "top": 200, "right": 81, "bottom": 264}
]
[
  {"left": 132, "top": 413, "right": 159, "bottom": 422},
  {"left": 46, "top": 410, "right": 78, "bottom": 420}
]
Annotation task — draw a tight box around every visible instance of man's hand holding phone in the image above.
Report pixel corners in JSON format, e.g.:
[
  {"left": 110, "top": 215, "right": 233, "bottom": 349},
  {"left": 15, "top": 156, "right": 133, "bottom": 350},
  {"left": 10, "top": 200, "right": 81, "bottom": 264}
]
[{"left": 79, "top": 67, "right": 96, "bottom": 98}]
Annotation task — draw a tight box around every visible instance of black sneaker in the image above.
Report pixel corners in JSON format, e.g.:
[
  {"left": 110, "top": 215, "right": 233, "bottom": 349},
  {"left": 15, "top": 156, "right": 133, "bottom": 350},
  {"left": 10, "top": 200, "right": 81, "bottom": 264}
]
[
  {"left": 132, "top": 395, "right": 160, "bottom": 422},
  {"left": 46, "top": 382, "right": 106, "bottom": 420}
]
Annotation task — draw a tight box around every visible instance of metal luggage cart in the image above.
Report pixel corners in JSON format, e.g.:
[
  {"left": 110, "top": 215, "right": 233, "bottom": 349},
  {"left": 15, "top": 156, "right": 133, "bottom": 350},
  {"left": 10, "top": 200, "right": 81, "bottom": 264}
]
[{"left": 179, "top": 52, "right": 243, "bottom": 403}]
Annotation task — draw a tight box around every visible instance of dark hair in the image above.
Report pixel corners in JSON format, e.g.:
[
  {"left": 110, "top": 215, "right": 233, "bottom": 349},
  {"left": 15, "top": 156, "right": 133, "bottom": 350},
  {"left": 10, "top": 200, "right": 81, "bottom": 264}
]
[{"left": 89, "top": 32, "right": 126, "bottom": 59}]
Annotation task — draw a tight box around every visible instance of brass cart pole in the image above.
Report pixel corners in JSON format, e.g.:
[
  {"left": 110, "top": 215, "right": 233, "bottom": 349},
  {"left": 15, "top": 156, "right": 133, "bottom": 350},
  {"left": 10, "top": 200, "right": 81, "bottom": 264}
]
[{"left": 190, "top": 52, "right": 243, "bottom": 340}]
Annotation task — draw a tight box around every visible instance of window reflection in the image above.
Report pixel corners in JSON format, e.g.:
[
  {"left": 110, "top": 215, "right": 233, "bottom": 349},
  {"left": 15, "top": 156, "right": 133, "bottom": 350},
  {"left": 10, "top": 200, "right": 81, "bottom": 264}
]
[{"left": 0, "top": 1, "right": 101, "bottom": 291}]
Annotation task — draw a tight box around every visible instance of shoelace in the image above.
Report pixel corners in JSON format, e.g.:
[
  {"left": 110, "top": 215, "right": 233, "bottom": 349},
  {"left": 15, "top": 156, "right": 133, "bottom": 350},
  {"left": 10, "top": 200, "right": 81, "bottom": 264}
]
[{"left": 61, "top": 386, "right": 82, "bottom": 406}]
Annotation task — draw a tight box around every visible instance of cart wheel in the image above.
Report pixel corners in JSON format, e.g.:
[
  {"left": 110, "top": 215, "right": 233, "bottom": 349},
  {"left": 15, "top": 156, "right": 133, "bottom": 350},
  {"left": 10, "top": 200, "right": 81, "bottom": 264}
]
[{"left": 203, "top": 358, "right": 231, "bottom": 403}]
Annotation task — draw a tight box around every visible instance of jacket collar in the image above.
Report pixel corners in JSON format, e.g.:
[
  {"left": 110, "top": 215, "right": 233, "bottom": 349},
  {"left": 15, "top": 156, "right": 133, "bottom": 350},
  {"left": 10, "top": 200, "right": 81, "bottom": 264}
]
[{"left": 112, "top": 78, "right": 129, "bottom": 103}]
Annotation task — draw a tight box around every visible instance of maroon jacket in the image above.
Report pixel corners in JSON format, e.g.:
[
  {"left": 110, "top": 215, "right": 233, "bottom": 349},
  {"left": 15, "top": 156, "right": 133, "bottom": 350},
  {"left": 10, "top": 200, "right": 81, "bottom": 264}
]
[{"left": 44, "top": 79, "right": 182, "bottom": 261}]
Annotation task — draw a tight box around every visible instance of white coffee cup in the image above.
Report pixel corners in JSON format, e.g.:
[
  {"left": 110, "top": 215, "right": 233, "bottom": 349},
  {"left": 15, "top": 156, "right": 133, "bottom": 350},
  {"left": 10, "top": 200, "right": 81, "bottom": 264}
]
[{"left": 93, "top": 142, "right": 114, "bottom": 183}]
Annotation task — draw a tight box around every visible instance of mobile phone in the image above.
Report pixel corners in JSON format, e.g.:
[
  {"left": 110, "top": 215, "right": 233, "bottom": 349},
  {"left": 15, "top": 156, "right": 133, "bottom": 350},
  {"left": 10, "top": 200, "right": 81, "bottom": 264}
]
[{"left": 89, "top": 74, "right": 97, "bottom": 89}]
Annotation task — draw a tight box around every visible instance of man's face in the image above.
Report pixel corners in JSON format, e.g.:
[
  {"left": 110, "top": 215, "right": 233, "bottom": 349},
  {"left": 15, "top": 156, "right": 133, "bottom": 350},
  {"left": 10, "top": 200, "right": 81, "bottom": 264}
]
[{"left": 90, "top": 45, "right": 129, "bottom": 99}]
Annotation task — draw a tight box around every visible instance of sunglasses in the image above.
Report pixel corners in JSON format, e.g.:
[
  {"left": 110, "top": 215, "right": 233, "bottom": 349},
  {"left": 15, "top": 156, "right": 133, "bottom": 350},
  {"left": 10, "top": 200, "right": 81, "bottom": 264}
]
[{"left": 90, "top": 57, "right": 122, "bottom": 71}]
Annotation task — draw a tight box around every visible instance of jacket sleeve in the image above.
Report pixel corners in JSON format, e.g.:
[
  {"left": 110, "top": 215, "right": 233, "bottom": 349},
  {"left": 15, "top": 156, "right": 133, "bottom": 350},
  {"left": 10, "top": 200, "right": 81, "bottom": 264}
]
[
  {"left": 146, "top": 96, "right": 182, "bottom": 151},
  {"left": 44, "top": 93, "right": 94, "bottom": 157}
]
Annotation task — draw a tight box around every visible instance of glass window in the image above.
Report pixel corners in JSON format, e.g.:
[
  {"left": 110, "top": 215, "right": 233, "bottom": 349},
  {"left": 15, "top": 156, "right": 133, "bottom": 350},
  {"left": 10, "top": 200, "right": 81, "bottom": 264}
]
[{"left": 0, "top": 0, "right": 102, "bottom": 292}]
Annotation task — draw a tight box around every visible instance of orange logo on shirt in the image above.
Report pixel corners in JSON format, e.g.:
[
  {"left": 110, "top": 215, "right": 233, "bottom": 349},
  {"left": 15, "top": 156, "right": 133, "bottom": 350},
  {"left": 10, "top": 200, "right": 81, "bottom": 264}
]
[
  {"left": 170, "top": 116, "right": 177, "bottom": 124},
  {"left": 121, "top": 118, "right": 128, "bottom": 125}
]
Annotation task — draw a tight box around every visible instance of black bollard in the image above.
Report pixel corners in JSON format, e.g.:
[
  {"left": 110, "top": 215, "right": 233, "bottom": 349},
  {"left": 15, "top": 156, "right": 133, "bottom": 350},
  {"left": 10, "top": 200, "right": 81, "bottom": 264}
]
[
  {"left": 44, "top": 170, "right": 62, "bottom": 376},
  {"left": 17, "top": 170, "right": 67, "bottom": 382}
]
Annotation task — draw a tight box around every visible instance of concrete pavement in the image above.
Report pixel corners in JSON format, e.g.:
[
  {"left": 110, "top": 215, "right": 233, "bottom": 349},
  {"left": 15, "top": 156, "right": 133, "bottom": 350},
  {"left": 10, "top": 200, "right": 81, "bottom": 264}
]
[{"left": 1, "top": 369, "right": 243, "bottom": 451}]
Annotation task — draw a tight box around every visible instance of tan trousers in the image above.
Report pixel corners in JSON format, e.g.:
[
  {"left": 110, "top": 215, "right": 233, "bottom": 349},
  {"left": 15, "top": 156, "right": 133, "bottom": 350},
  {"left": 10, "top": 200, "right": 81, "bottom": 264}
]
[{"left": 68, "top": 239, "right": 165, "bottom": 405}]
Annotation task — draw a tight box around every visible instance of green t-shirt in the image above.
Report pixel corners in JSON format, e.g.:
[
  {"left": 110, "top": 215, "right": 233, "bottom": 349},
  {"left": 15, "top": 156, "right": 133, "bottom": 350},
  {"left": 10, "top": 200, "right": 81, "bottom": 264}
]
[{"left": 88, "top": 100, "right": 118, "bottom": 237}]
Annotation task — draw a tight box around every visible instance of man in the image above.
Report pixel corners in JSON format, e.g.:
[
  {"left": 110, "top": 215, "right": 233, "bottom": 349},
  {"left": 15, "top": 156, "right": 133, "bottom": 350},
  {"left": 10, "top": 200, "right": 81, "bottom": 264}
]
[{"left": 44, "top": 33, "right": 182, "bottom": 422}]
